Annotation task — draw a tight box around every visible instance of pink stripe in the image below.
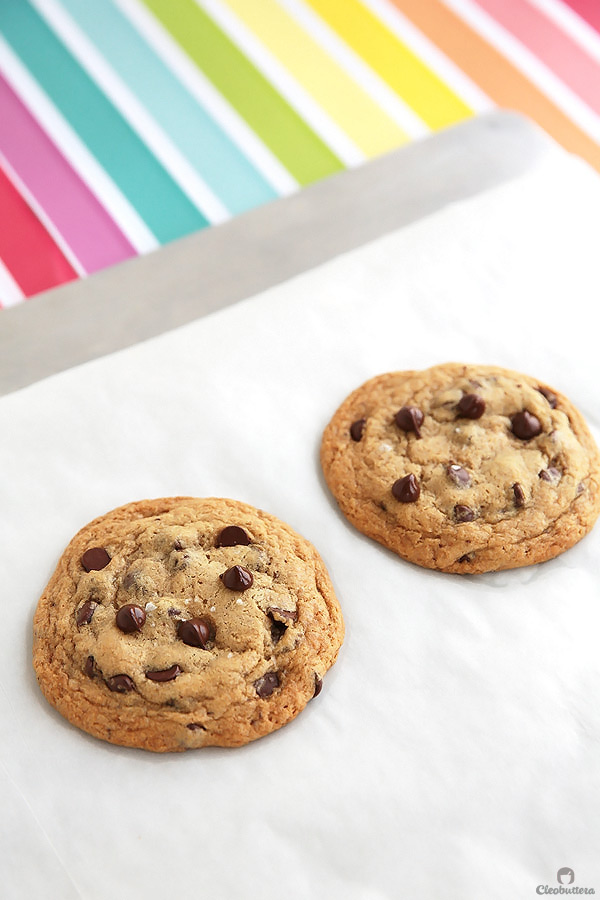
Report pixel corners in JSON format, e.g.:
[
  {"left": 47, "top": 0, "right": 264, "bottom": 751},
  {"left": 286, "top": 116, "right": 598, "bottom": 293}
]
[
  {"left": 0, "top": 73, "right": 136, "bottom": 273},
  {"left": 563, "top": 0, "right": 600, "bottom": 35},
  {"left": 475, "top": 0, "right": 600, "bottom": 116}
]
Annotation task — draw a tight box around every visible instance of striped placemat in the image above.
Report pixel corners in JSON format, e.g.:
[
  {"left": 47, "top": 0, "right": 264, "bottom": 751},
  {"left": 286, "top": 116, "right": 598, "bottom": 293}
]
[{"left": 1, "top": 0, "right": 599, "bottom": 309}]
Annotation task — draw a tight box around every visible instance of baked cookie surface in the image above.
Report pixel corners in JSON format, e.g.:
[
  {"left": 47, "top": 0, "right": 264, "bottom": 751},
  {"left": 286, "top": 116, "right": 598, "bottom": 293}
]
[
  {"left": 33, "top": 497, "right": 344, "bottom": 751},
  {"left": 321, "top": 363, "right": 600, "bottom": 574}
]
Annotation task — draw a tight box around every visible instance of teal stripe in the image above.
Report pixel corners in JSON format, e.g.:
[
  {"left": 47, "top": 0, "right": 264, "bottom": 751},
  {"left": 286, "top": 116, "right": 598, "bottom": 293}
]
[
  {"left": 58, "top": 0, "right": 278, "bottom": 214},
  {"left": 0, "top": 0, "right": 208, "bottom": 242}
]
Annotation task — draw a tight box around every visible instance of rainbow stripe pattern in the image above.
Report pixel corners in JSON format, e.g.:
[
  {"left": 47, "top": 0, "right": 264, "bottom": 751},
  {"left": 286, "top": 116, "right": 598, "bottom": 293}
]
[{"left": 1, "top": 0, "right": 600, "bottom": 308}]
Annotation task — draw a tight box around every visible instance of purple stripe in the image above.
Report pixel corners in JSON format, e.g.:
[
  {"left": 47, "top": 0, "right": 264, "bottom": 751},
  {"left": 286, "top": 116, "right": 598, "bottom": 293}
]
[{"left": 0, "top": 72, "right": 135, "bottom": 273}]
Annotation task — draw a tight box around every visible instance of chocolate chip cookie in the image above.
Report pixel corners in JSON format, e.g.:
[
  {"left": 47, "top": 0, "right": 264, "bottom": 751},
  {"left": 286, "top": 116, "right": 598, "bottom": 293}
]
[
  {"left": 33, "top": 498, "right": 344, "bottom": 751},
  {"left": 321, "top": 363, "right": 600, "bottom": 574}
]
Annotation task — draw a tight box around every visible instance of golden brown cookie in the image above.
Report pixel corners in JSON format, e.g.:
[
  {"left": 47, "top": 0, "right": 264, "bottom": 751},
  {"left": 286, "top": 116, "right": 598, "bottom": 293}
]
[
  {"left": 321, "top": 363, "right": 600, "bottom": 574},
  {"left": 33, "top": 497, "right": 344, "bottom": 751}
]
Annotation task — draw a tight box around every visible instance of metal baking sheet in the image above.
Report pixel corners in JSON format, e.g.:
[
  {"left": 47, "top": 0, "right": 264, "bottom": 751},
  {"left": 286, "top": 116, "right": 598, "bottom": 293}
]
[{"left": 0, "top": 112, "right": 555, "bottom": 396}]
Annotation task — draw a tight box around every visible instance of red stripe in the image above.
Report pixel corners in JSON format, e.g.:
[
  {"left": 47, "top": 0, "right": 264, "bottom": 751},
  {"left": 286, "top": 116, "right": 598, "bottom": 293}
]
[
  {"left": 562, "top": 0, "right": 600, "bottom": 34},
  {"left": 475, "top": 0, "right": 600, "bottom": 115},
  {"left": 0, "top": 166, "right": 77, "bottom": 296}
]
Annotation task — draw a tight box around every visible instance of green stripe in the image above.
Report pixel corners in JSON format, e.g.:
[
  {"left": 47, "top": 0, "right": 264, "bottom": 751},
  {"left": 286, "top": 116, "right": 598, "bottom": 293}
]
[
  {"left": 0, "top": 0, "right": 208, "bottom": 243},
  {"left": 141, "top": 0, "right": 344, "bottom": 185}
]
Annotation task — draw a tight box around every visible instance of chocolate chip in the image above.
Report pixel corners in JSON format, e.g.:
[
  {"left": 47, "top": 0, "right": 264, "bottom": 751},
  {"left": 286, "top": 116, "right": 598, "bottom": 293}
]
[
  {"left": 76, "top": 600, "right": 97, "bottom": 626},
  {"left": 395, "top": 406, "right": 424, "bottom": 438},
  {"left": 106, "top": 674, "right": 135, "bottom": 693},
  {"left": 177, "top": 617, "right": 213, "bottom": 648},
  {"left": 458, "top": 553, "right": 475, "bottom": 563},
  {"left": 511, "top": 410, "right": 542, "bottom": 440},
  {"left": 216, "top": 525, "right": 251, "bottom": 547},
  {"left": 350, "top": 418, "right": 366, "bottom": 442},
  {"left": 537, "top": 386, "right": 557, "bottom": 408},
  {"left": 539, "top": 467, "right": 561, "bottom": 484},
  {"left": 167, "top": 607, "right": 182, "bottom": 617},
  {"left": 187, "top": 723, "right": 206, "bottom": 731},
  {"left": 266, "top": 606, "right": 298, "bottom": 624},
  {"left": 447, "top": 464, "right": 471, "bottom": 486},
  {"left": 254, "top": 672, "right": 279, "bottom": 698},
  {"left": 454, "top": 504, "right": 475, "bottom": 522},
  {"left": 173, "top": 539, "right": 185, "bottom": 551},
  {"left": 146, "top": 665, "right": 182, "bottom": 682},
  {"left": 457, "top": 393, "right": 485, "bottom": 419},
  {"left": 313, "top": 675, "right": 323, "bottom": 698},
  {"left": 270, "top": 619, "right": 287, "bottom": 644},
  {"left": 220, "top": 565, "right": 253, "bottom": 591},
  {"left": 115, "top": 603, "right": 146, "bottom": 633},
  {"left": 84, "top": 655, "right": 99, "bottom": 678},
  {"left": 391, "top": 473, "right": 420, "bottom": 503},
  {"left": 81, "top": 547, "right": 111, "bottom": 572},
  {"left": 266, "top": 607, "right": 297, "bottom": 644},
  {"left": 513, "top": 483, "right": 526, "bottom": 507}
]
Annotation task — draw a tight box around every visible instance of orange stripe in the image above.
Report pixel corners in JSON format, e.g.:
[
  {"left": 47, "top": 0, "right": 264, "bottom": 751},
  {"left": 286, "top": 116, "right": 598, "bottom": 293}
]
[{"left": 389, "top": 0, "right": 600, "bottom": 172}]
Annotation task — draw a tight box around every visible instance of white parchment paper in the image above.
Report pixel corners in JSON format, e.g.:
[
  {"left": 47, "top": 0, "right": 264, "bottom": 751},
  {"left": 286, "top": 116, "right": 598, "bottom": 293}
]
[{"left": 1, "top": 148, "right": 600, "bottom": 900}]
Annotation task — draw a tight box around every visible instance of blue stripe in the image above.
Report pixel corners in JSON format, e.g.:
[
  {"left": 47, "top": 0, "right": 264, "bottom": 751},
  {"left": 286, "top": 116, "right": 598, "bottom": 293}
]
[
  {"left": 57, "top": 0, "right": 279, "bottom": 214},
  {"left": 0, "top": 0, "right": 209, "bottom": 242}
]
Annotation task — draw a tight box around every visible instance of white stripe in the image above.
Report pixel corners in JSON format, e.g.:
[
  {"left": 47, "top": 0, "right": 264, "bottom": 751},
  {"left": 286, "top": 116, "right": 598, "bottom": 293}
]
[
  {"left": 197, "top": 0, "right": 365, "bottom": 167},
  {"left": 31, "top": 0, "right": 230, "bottom": 224},
  {"left": 0, "top": 35, "right": 158, "bottom": 253},
  {"left": 442, "top": 0, "right": 600, "bottom": 143},
  {"left": 360, "top": 0, "right": 493, "bottom": 114},
  {"left": 276, "top": 0, "right": 429, "bottom": 138},
  {"left": 527, "top": 0, "right": 600, "bottom": 64},
  {"left": 115, "top": 0, "right": 298, "bottom": 195},
  {"left": 0, "top": 258, "right": 25, "bottom": 309},
  {"left": 0, "top": 152, "right": 86, "bottom": 277}
]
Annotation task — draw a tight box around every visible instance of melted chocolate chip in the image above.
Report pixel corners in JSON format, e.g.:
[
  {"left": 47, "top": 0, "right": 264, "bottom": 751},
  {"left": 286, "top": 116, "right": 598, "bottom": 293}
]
[
  {"left": 84, "top": 655, "right": 98, "bottom": 678},
  {"left": 457, "top": 393, "right": 485, "bottom": 419},
  {"left": 539, "top": 467, "right": 561, "bottom": 483},
  {"left": 267, "top": 606, "right": 298, "bottom": 624},
  {"left": 146, "top": 665, "right": 182, "bottom": 682},
  {"left": 106, "top": 674, "right": 135, "bottom": 693},
  {"left": 216, "top": 525, "right": 251, "bottom": 547},
  {"left": 270, "top": 619, "right": 287, "bottom": 644},
  {"left": 395, "top": 406, "right": 424, "bottom": 438},
  {"left": 511, "top": 410, "right": 542, "bottom": 440},
  {"left": 177, "top": 617, "right": 213, "bottom": 648},
  {"left": 350, "top": 418, "right": 366, "bottom": 442},
  {"left": 266, "top": 607, "right": 297, "bottom": 644},
  {"left": 447, "top": 464, "right": 471, "bottom": 487},
  {"left": 115, "top": 603, "right": 146, "bottom": 633},
  {"left": 313, "top": 675, "right": 323, "bottom": 698},
  {"left": 220, "top": 564, "right": 253, "bottom": 591},
  {"left": 458, "top": 553, "right": 475, "bottom": 563},
  {"left": 76, "top": 600, "right": 97, "bottom": 626},
  {"left": 537, "top": 386, "right": 557, "bottom": 408},
  {"left": 454, "top": 504, "right": 475, "bottom": 523},
  {"left": 391, "top": 474, "right": 420, "bottom": 503},
  {"left": 81, "top": 547, "right": 111, "bottom": 572},
  {"left": 513, "top": 483, "right": 526, "bottom": 507},
  {"left": 254, "top": 672, "right": 279, "bottom": 698}
]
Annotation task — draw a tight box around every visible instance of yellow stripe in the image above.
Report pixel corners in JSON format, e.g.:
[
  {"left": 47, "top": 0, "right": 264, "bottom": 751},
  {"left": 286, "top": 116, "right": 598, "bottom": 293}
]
[
  {"left": 220, "top": 0, "right": 409, "bottom": 156},
  {"left": 305, "top": 0, "right": 473, "bottom": 129}
]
